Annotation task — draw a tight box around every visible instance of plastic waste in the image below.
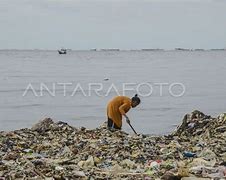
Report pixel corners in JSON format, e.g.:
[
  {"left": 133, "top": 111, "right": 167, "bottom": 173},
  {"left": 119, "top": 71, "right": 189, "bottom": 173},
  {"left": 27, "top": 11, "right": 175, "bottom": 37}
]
[
  {"left": 0, "top": 110, "right": 225, "bottom": 179},
  {"left": 183, "top": 151, "right": 196, "bottom": 158}
]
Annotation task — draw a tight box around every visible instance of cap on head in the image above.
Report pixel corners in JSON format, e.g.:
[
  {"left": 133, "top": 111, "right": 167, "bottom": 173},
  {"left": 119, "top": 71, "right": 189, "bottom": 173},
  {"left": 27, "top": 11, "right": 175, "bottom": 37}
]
[{"left": 131, "top": 94, "right": 141, "bottom": 107}]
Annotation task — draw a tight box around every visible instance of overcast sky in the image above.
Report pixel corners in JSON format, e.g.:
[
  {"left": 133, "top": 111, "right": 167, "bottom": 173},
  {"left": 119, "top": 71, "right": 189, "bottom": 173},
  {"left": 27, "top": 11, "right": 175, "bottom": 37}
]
[{"left": 0, "top": 0, "right": 226, "bottom": 50}]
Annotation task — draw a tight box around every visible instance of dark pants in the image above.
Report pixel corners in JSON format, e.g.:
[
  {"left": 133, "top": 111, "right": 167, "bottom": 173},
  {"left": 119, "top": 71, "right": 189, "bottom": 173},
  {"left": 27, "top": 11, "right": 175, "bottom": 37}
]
[{"left": 107, "top": 118, "right": 121, "bottom": 130}]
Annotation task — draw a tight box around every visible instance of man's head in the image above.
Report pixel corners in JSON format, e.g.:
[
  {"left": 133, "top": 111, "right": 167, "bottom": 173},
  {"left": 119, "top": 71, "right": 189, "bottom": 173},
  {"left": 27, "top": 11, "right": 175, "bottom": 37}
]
[{"left": 131, "top": 94, "right": 141, "bottom": 108}]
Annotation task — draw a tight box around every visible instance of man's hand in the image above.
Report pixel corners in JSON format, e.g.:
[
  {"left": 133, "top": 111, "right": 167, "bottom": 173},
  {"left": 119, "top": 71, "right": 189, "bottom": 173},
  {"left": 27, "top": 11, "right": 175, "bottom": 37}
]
[{"left": 123, "top": 114, "right": 130, "bottom": 124}]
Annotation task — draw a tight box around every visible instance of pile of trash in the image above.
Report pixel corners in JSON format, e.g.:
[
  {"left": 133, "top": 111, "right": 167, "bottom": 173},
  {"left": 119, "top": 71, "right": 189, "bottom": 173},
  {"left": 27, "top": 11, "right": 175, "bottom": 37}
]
[{"left": 0, "top": 110, "right": 226, "bottom": 179}]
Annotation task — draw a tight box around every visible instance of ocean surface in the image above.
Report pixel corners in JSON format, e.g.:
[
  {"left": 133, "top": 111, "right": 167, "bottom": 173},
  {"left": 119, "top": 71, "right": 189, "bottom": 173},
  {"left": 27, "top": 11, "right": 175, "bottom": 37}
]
[{"left": 0, "top": 50, "right": 226, "bottom": 134}]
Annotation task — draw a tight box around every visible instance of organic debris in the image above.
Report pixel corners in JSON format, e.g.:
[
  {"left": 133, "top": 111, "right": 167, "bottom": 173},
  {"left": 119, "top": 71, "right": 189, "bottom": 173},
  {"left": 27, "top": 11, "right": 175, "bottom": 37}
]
[{"left": 0, "top": 111, "right": 226, "bottom": 179}]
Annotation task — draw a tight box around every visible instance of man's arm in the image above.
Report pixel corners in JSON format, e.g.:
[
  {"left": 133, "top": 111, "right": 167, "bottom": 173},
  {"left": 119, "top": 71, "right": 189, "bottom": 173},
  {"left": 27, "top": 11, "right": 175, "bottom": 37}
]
[{"left": 119, "top": 103, "right": 131, "bottom": 124}]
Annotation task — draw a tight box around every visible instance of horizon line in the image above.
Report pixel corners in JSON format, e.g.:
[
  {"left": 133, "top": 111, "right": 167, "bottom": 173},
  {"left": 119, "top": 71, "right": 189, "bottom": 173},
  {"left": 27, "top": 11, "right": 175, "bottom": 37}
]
[{"left": 0, "top": 48, "right": 225, "bottom": 51}]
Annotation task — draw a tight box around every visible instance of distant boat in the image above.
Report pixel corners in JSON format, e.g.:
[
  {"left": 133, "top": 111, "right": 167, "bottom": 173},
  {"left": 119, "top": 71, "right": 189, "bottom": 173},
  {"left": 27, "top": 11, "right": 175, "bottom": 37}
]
[
  {"left": 58, "top": 49, "right": 67, "bottom": 54},
  {"left": 175, "top": 48, "right": 191, "bottom": 51}
]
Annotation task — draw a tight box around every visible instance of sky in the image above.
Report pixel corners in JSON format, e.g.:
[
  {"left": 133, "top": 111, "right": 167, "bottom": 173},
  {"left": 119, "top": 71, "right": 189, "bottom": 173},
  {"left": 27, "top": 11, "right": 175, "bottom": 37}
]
[{"left": 0, "top": 0, "right": 226, "bottom": 50}]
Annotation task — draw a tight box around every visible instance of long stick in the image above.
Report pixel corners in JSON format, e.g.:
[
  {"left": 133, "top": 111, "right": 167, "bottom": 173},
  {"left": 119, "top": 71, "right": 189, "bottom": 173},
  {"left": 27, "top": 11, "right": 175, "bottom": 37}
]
[{"left": 128, "top": 122, "right": 137, "bottom": 134}]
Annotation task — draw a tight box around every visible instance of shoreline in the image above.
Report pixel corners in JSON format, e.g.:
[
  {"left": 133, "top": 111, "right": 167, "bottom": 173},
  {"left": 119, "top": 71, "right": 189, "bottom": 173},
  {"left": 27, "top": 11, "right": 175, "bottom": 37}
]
[{"left": 0, "top": 110, "right": 226, "bottom": 179}]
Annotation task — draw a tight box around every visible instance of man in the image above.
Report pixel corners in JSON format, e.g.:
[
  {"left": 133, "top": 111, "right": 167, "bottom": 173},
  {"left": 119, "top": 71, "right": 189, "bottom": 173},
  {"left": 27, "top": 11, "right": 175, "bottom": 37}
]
[{"left": 107, "top": 94, "right": 141, "bottom": 130}]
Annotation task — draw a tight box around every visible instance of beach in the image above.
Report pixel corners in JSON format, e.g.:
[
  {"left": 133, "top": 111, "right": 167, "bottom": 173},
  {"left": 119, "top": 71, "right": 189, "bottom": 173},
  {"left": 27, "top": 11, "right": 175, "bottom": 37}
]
[
  {"left": 0, "top": 110, "right": 225, "bottom": 179},
  {"left": 1, "top": 0, "right": 226, "bottom": 179}
]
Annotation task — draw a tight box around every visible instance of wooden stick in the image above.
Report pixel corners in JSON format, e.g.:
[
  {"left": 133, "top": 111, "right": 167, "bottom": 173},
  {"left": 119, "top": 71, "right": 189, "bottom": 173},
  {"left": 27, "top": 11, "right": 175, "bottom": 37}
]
[{"left": 128, "top": 122, "right": 138, "bottom": 134}]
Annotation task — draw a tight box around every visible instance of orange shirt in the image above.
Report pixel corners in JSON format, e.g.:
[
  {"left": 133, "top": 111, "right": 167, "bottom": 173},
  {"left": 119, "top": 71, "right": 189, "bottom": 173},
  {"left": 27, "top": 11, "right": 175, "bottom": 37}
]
[{"left": 107, "top": 96, "right": 132, "bottom": 128}]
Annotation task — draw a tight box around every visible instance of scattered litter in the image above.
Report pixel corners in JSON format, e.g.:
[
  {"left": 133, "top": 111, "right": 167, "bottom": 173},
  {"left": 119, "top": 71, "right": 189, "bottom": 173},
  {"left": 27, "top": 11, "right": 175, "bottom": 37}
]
[{"left": 0, "top": 110, "right": 225, "bottom": 179}]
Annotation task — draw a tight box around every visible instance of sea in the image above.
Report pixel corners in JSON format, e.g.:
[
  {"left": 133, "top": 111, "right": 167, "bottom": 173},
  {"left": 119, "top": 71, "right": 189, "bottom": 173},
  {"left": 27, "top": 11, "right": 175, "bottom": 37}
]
[{"left": 0, "top": 49, "right": 226, "bottom": 134}]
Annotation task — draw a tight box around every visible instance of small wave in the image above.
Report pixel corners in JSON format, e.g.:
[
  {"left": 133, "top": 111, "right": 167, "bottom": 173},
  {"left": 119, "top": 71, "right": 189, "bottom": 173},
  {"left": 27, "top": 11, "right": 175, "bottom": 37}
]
[
  {"left": 0, "top": 89, "right": 26, "bottom": 93},
  {"left": 1, "top": 104, "right": 43, "bottom": 109},
  {"left": 140, "top": 107, "right": 173, "bottom": 112}
]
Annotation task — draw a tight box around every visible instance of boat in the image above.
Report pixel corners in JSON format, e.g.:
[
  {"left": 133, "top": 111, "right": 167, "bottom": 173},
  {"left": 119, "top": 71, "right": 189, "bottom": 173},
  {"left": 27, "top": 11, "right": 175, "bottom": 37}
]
[{"left": 58, "top": 49, "right": 67, "bottom": 54}]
